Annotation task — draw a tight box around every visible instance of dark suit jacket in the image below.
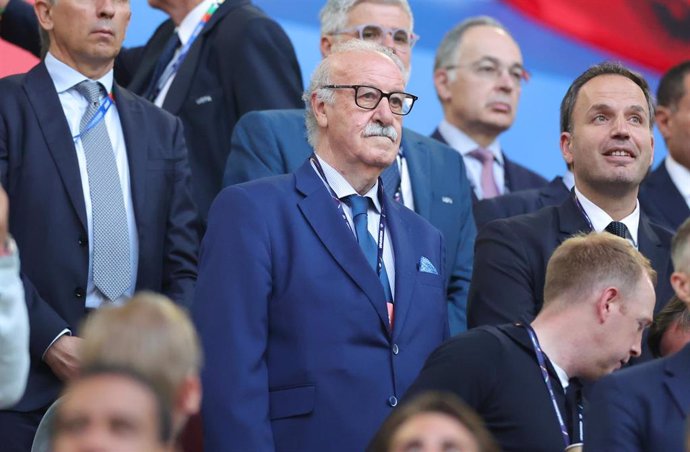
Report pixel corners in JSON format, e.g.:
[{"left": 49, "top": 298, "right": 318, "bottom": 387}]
[
  {"left": 193, "top": 160, "right": 449, "bottom": 452},
  {"left": 223, "top": 109, "right": 476, "bottom": 334},
  {"left": 1, "top": 0, "right": 304, "bottom": 221},
  {"left": 0, "top": 63, "right": 199, "bottom": 411},
  {"left": 431, "top": 127, "right": 548, "bottom": 203},
  {"left": 468, "top": 196, "right": 674, "bottom": 330},
  {"left": 585, "top": 343, "right": 690, "bottom": 452},
  {"left": 474, "top": 176, "right": 571, "bottom": 229},
  {"left": 406, "top": 324, "right": 578, "bottom": 452},
  {"left": 639, "top": 162, "right": 690, "bottom": 232}
]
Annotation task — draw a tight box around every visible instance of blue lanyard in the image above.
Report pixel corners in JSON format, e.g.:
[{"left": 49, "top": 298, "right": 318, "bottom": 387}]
[
  {"left": 523, "top": 324, "right": 583, "bottom": 448},
  {"left": 310, "top": 155, "right": 387, "bottom": 277},
  {"left": 72, "top": 94, "right": 114, "bottom": 142}
]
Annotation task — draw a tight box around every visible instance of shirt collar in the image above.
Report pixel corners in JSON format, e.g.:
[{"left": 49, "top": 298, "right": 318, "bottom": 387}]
[
  {"left": 45, "top": 52, "right": 114, "bottom": 95},
  {"left": 574, "top": 187, "right": 640, "bottom": 246},
  {"left": 438, "top": 119, "right": 504, "bottom": 166},
  {"left": 561, "top": 170, "right": 575, "bottom": 191},
  {"left": 665, "top": 155, "right": 690, "bottom": 199},
  {"left": 177, "top": 0, "right": 216, "bottom": 45},
  {"left": 313, "top": 155, "right": 381, "bottom": 212},
  {"left": 550, "top": 359, "right": 570, "bottom": 391}
]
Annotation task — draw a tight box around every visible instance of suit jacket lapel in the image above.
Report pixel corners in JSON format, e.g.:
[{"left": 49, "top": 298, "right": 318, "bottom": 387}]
[
  {"left": 127, "top": 21, "right": 177, "bottom": 95},
  {"left": 664, "top": 345, "right": 690, "bottom": 416},
  {"left": 557, "top": 195, "right": 592, "bottom": 241},
  {"left": 402, "top": 131, "right": 432, "bottom": 219},
  {"left": 24, "top": 64, "right": 87, "bottom": 232},
  {"left": 295, "top": 162, "right": 390, "bottom": 330},
  {"left": 652, "top": 165, "right": 690, "bottom": 227}
]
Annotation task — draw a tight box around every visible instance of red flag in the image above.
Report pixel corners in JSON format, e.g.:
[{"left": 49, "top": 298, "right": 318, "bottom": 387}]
[{"left": 504, "top": 0, "right": 690, "bottom": 73}]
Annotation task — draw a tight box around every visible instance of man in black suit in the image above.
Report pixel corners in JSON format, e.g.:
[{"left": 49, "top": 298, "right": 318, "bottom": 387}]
[
  {"left": 407, "top": 232, "right": 657, "bottom": 452},
  {"left": 0, "top": 0, "right": 304, "bottom": 222},
  {"left": 639, "top": 61, "right": 690, "bottom": 232},
  {"left": 0, "top": 1, "right": 199, "bottom": 450},
  {"left": 468, "top": 61, "right": 674, "bottom": 330},
  {"left": 431, "top": 16, "right": 547, "bottom": 203}
]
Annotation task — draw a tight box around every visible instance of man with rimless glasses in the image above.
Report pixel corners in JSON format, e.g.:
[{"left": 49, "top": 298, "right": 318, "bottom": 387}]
[
  {"left": 432, "top": 16, "right": 547, "bottom": 202},
  {"left": 194, "top": 40, "right": 449, "bottom": 452},
  {"left": 225, "top": 0, "right": 477, "bottom": 336}
]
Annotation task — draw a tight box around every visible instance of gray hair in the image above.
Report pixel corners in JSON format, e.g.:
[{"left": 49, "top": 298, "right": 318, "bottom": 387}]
[
  {"left": 319, "top": 0, "right": 414, "bottom": 36},
  {"left": 303, "top": 40, "right": 405, "bottom": 148},
  {"left": 434, "top": 16, "right": 511, "bottom": 72}
]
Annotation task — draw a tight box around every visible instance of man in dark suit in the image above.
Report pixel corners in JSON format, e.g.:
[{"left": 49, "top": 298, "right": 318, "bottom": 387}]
[
  {"left": 224, "top": 0, "right": 476, "bottom": 334},
  {"left": 468, "top": 62, "right": 674, "bottom": 330},
  {"left": 194, "top": 41, "right": 449, "bottom": 452},
  {"left": 585, "top": 218, "right": 690, "bottom": 452},
  {"left": 0, "top": 1, "right": 199, "bottom": 450},
  {"left": 639, "top": 61, "right": 690, "bottom": 232},
  {"left": 0, "top": 0, "right": 304, "bottom": 222},
  {"left": 432, "top": 16, "right": 547, "bottom": 203},
  {"left": 407, "top": 233, "right": 657, "bottom": 452}
]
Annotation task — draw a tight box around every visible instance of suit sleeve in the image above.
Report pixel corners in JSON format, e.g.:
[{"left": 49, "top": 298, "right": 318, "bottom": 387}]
[
  {"left": 223, "top": 112, "right": 285, "bottom": 186},
  {"left": 160, "top": 118, "right": 199, "bottom": 308},
  {"left": 192, "top": 186, "right": 275, "bottom": 452},
  {"left": 467, "top": 220, "right": 539, "bottom": 327},
  {"left": 0, "top": 0, "right": 41, "bottom": 58},
  {"left": 473, "top": 198, "right": 505, "bottom": 230},
  {"left": 584, "top": 375, "right": 643, "bottom": 452}
]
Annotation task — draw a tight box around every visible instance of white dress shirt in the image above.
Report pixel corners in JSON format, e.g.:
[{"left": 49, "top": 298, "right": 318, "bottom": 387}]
[
  {"left": 397, "top": 152, "right": 415, "bottom": 211},
  {"left": 574, "top": 187, "right": 640, "bottom": 248},
  {"left": 312, "top": 155, "right": 396, "bottom": 298},
  {"left": 665, "top": 155, "right": 690, "bottom": 210},
  {"left": 437, "top": 119, "right": 505, "bottom": 199},
  {"left": 154, "top": 0, "right": 216, "bottom": 106}
]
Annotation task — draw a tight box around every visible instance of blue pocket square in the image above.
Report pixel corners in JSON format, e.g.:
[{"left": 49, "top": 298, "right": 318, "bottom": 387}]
[{"left": 417, "top": 256, "right": 438, "bottom": 275}]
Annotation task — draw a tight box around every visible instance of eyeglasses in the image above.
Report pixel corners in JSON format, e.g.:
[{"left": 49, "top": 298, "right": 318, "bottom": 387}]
[
  {"left": 323, "top": 85, "right": 418, "bottom": 115},
  {"left": 445, "top": 58, "right": 529, "bottom": 85},
  {"left": 332, "top": 24, "right": 419, "bottom": 52}
]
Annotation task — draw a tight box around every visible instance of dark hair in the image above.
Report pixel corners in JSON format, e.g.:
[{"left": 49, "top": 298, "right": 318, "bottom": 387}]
[
  {"left": 560, "top": 61, "right": 654, "bottom": 133},
  {"left": 648, "top": 296, "right": 690, "bottom": 358},
  {"left": 657, "top": 61, "right": 690, "bottom": 109},
  {"left": 367, "top": 391, "right": 500, "bottom": 452}
]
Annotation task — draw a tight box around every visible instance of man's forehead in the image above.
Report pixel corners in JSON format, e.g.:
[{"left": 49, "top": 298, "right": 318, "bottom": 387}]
[
  {"left": 331, "top": 52, "right": 403, "bottom": 83},
  {"left": 345, "top": 2, "right": 411, "bottom": 29},
  {"left": 457, "top": 25, "right": 522, "bottom": 63},
  {"left": 577, "top": 75, "right": 648, "bottom": 113}
]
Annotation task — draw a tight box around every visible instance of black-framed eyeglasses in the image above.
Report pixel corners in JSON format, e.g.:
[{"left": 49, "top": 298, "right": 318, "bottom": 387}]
[
  {"left": 332, "top": 24, "right": 419, "bottom": 52},
  {"left": 323, "top": 85, "right": 418, "bottom": 115}
]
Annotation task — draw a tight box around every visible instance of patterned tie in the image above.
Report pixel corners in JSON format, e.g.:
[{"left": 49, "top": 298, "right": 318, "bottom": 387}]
[
  {"left": 344, "top": 195, "right": 394, "bottom": 323},
  {"left": 75, "top": 81, "right": 131, "bottom": 301},
  {"left": 380, "top": 158, "right": 402, "bottom": 203},
  {"left": 144, "top": 32, "right": 180, "bottom": 101},
  {"left": 605, "top": 221, "right": 629, "bottom": 239},
  {"left": 467, "top": 148, "right": 500, "bottom": 199}
]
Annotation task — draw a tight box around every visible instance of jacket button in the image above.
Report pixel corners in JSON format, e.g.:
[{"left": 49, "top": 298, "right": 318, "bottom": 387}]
[
  {"left": 388, "top": 396, "right": 398, "bottom": 407},
  {"left": 74, "top": 287, "right": 85, "bottom": 298},
  {"left": 392, "top": 344, "right": 399, "bottom": 355},
  {"left": 78, "top": 236, "right": 88, "bottom": 247}
]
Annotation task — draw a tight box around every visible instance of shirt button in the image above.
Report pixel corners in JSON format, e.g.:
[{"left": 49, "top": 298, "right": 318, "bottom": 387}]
[
  {"left": 388, "top": 396, "right": 398, "bottom": 407},
  {"left": 74, "top": 287, "right": 85, "bottom": 299},
  {"left": 392, "top": 344, "right": 399, "bottom": 355},
  {"left": 78, "top": 236, "right": 88, "bottom": 247}
]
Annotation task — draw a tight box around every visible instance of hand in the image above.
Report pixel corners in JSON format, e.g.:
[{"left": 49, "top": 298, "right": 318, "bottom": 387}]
[{"left": 44, "top": 335, "right": 82, "bottom": 382}]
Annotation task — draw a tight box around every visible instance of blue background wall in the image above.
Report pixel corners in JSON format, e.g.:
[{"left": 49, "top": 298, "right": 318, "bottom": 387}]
[{"left": 126, "top": 0, "right": 665, "bottom": 181}]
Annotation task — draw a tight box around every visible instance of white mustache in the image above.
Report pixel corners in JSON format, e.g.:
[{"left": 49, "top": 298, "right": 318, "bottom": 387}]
[{"left": 363, "top": 123, "right": 398, "bottom": 142}]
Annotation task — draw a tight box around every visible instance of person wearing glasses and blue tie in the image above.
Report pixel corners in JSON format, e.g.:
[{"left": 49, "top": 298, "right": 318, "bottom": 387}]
[{"left": 194, "top": 40, "right": 449, "bottom": 452}]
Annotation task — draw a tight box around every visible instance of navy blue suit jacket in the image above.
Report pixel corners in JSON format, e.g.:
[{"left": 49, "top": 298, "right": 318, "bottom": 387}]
[
  {"left": 194, "top": 160, "right": 449, "bottom": 452},
  {"left": 430, "top": 128, "right": 548, "bottom": 203},
  {"left": 473, "top": 176, "right": 571, "bottom": 229},
  {"left": 585, "top": 343, "right": 690, "bottom": 452},
  {"left": 639, "top": 162, "right": 690, "bottom": 232},
  {"left": 223, "top": 109, "right": 476, "bottom": 333},
  {"left": 0, "top": 63, "right": 199, "bottom": 411},
  {"left": 468, "top": 196, "right": 674, "bottom": 331},
  {"left": 0, "top": 0, "right": 304, "bottom": 222}
]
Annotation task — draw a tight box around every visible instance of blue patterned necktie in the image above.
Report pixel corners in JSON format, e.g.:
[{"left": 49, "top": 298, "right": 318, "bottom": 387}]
[
  {"left": 144, "top": 32, "right": 180, "bottom": 101},
  {"left": 75, "top": 81, "right": 131, "bottom": 301},
  {"left": 344, "top": 195, "right": 393, "bottom": 305},
  {"left": 380, "top": 158, "right": 402, "bottom": 203}
]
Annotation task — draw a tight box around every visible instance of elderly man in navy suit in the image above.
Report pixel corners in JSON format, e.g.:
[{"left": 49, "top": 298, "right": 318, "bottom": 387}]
[
  {"left": 224, "top": 0, "right": 476, "bottom": 334},
  {"left": 194, "top": 40, "right": 449, "bottom": 452},
  {"left": 639, "top": 61, "right": 690, "bottom": 231},
  {"left": 0, "top": 1, "right": 199, "bottom": 450},
  {"left": 585, "top": 218, "right": 690, "bottom": 452}
]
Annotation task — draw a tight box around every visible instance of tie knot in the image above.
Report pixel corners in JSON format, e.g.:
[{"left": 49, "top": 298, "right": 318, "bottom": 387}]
[
  {"left": 344, "top": 195, "right": 370, "bottom": 217},
  {"left": 75, "top": 80, "right": 104, "bottom": 104},
  {"left": 605, "top": 221, "right": 629, "bottom": 239},
  {"left": 468, "top": 148, "right": 494, "bottom": 165}
]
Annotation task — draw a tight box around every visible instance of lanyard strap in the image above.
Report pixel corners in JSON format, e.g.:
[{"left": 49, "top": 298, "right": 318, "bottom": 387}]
[
  {"left": 572, "top": 191, "right": 595, "bottom": 232},
  {"left": 523, "top": 324, "right": 583, "bottom": 447},
  {"left": 154, "top": 0, "right": 222, "bottom": 95},
  {"left": 310, "top": 155, "right": 386, "bottom": 277},
  {"left": 72, "top": 93, "right": 114, "bottom": 142}
]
